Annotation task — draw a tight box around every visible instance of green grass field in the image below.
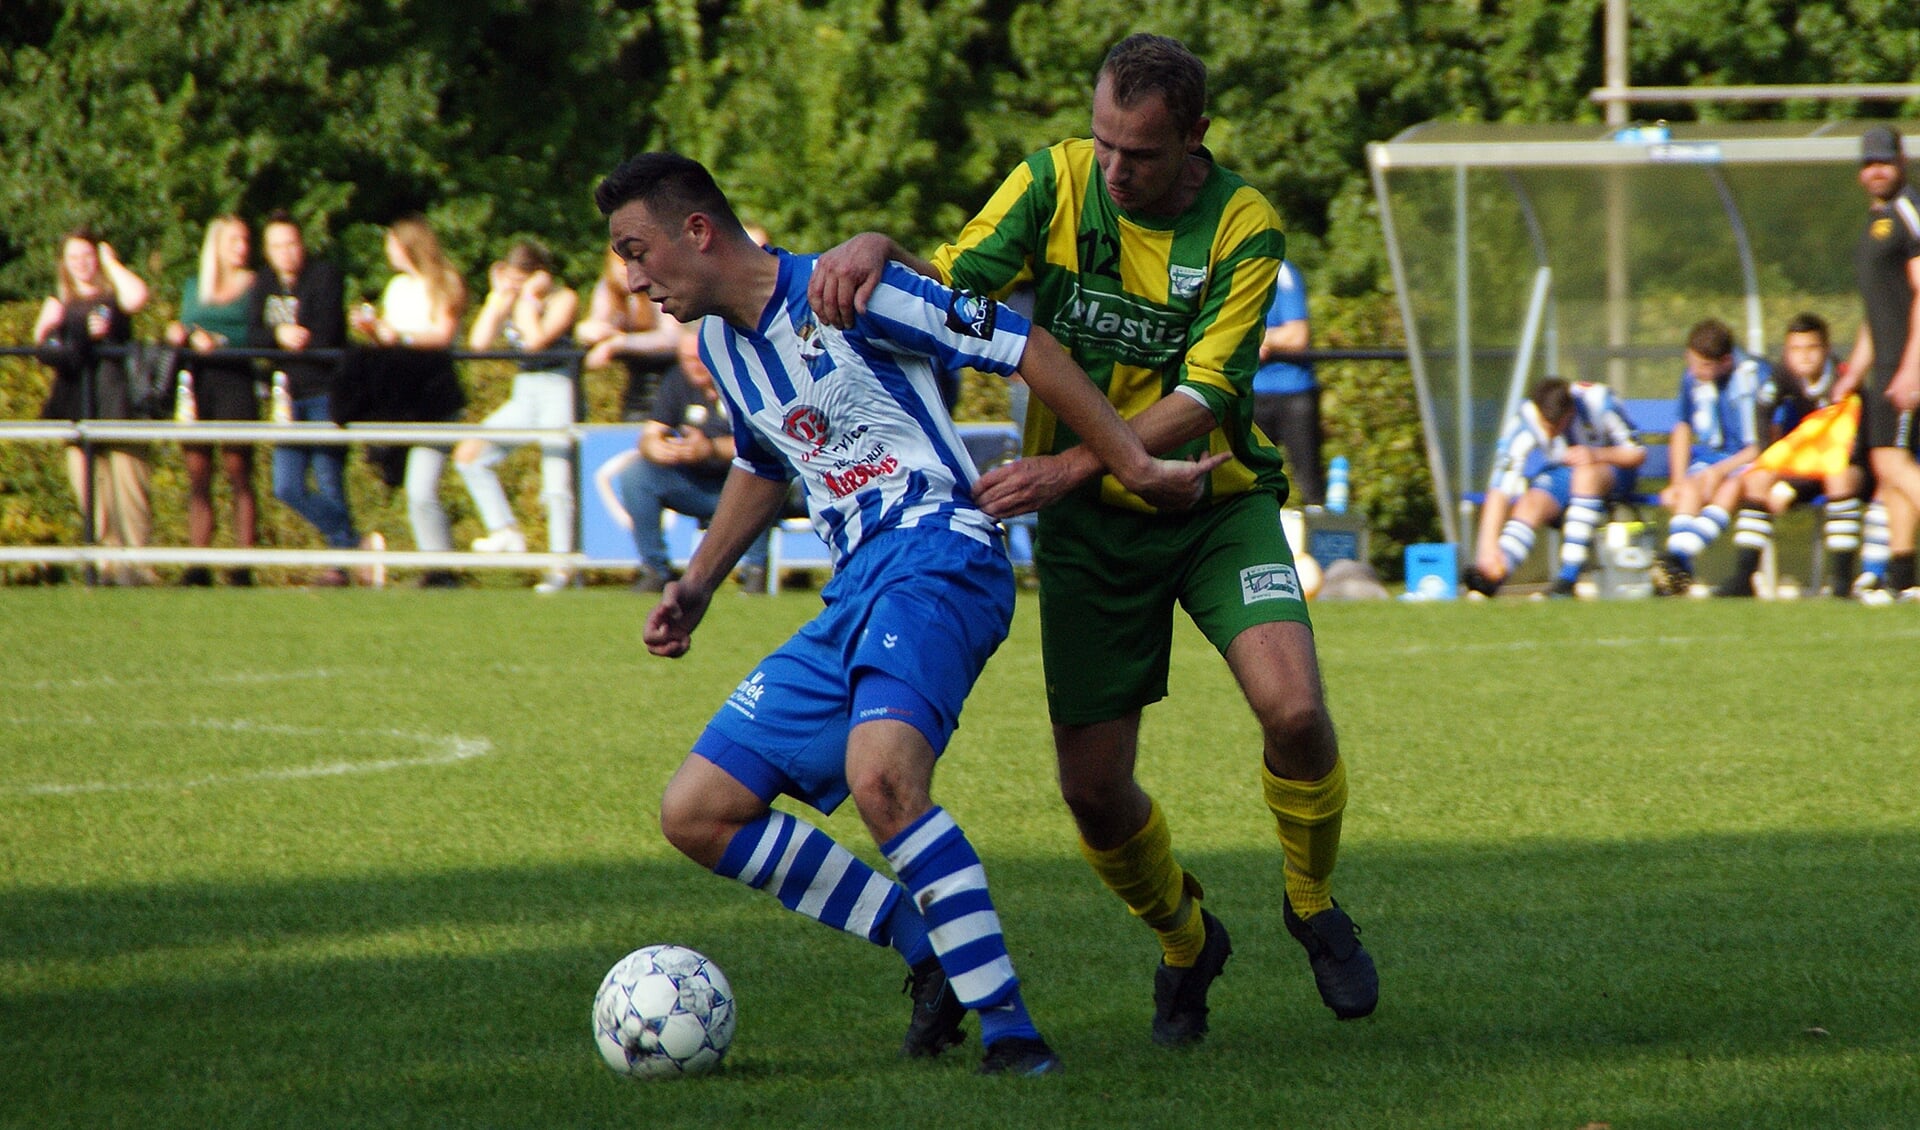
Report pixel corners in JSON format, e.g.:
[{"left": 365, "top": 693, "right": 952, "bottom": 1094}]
[{"left": 4, "top": 589, "right": 1918, "bottom": 1129}]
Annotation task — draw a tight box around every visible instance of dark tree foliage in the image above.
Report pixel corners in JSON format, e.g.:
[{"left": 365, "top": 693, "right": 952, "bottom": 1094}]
[{"left": 3, "top": 0, "right": 1916, "bottom": 299}]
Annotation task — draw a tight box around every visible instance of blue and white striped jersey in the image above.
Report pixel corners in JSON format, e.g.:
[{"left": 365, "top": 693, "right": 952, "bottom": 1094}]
[
  {"left": 698, "top": 249, "right": 1031, "bottom": 567},
  {"left": 1486, "top": 382, "right": 1639, "bottom": 497},
  {"left": 1568, "top": 381, "right": 1639, "bottom": 450},
  {"left": 1675, "top": 348, "right": 1775, "bottom": 454},
  {"left": 1487, "top": 401, "right": 1561, "bottom": 498}
]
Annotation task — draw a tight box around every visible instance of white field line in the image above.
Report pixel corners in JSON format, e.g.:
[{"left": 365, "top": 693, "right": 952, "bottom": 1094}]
[
  {"left": 1342, "top": 625, "right": 1920, "bottom": 658},
  {"left": 23, "top": 668, "right": 348, "bottom": 693},
  {"left": 0, "top": 717, "right": 492, "bottom": 797}
]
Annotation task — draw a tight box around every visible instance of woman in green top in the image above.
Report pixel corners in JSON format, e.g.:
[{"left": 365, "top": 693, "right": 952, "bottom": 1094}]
[{"left": 165, "top": 215, "right": 260, "bottom": 584}]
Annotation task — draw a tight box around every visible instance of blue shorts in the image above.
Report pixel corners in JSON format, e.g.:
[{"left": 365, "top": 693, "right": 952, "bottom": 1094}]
[
  {"left": 1686, "top": 446, "right": 1742, "bottom": 478},
  {"left": 1527, "top": 464, "right": 1642, "bottom": 510},
  {"left": 692, "top": 525, "right": 1015, "bottom": 814}
]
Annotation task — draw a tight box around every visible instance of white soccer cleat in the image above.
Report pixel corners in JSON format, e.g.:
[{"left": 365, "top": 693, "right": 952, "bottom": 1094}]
[{"left": 471, "top": 528, "right": 527, "bottom": 554}]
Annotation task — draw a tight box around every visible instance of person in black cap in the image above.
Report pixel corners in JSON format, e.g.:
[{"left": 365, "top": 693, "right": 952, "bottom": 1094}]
[{"left": 1832, "top": 126, "right": 1920, "bottom": 598}]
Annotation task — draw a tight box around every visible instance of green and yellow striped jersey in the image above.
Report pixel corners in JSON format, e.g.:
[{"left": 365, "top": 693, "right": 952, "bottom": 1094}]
[{"left": 931, "top": 138, "right": 1289, "bottom": 512}]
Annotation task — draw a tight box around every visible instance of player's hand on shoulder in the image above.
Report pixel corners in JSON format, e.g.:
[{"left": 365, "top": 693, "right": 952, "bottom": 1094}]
[
  {"left": 807, "top": 233, "right": 891, "bottom": 330},
  {"left": 1123, "top": 451, "right": 1232, "bottom": 511}
]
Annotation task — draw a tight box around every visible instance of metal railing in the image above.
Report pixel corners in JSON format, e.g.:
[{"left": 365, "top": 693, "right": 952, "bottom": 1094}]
[
  {"left": 0, "top": 342, "right": 586, "bottom": 581},
  {"left": 1, "top": 340, "right": 1414, "bottom": 583}
]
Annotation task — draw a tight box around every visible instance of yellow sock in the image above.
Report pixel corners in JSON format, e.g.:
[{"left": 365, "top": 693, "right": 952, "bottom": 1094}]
[
  {"left": 1079, "top": 799, "right": 1208, "bottom": 966},
  {"left": 1262, "top": 759, "right": 1347, "bottom": 918}
]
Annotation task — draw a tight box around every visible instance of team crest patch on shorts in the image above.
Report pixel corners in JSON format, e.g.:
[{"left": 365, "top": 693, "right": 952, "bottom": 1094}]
[{"left": 1240, "top": 563, "right": 1303, "bottom": 605}]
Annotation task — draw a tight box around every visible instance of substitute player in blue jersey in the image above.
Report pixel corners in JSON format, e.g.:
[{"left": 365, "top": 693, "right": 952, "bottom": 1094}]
[
  {"left": 1651, "top": 319, "right": 1777, "bottom": 594},
  {"left": 1463, "top": 377, "right": 1645, "bottom": 597},
  {"left": 595, "top": 153, "right": 1223, "bottom": 1077}
]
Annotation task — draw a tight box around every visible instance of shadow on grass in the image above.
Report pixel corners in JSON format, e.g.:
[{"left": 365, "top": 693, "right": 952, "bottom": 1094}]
[{"left": 5, "top": 829, "right": 1919, "bottom": 1129}]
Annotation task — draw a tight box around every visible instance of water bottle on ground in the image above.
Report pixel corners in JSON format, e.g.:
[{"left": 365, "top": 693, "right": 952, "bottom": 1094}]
[
  {"left": 1325, "top": 455, "right": 1350, "bottom": 514},
  {"left": 270, "top": 370, "right": 294, "bottom": 424},
  {"left": 174, "top": 370, "right": 197, "bottom": 423}
]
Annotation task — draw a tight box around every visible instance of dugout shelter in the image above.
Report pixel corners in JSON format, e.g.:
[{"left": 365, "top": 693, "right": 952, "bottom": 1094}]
[{"left": 1367, "top": 119, "right": 1920, "bottom": 547}]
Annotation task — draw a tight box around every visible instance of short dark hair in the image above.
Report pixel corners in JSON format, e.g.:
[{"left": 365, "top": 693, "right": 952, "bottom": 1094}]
[
  {"left": 1530, "top": 377, "right": 1575, "bottom": 428},
  {"left": 504, "top": 238, "right": 554, "bottom": 274},
  {"left": 1686, "top": 318, "right": 1735, "bottom": 360},
  {"left": 1098, "top": 34, "right": 1207, "bottom": 132},
  {"left": 594, "top": 152, "right": 743, "bottom": 233},
  {"left": 262, "top": 208, "right": 300, "bottom": 231},
  {"left": 1784, "top": 311, "right": 1829, "bottom": 343}
]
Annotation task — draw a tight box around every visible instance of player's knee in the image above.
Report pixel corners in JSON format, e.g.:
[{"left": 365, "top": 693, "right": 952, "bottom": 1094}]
[
  {"left": 1254, "top": 694, "right": 1334, "bottom": 756},
  {"left": 1057, "top": 764, "right": 1134, "bottom": 824},
  {"left": 846, "top": 760, "right": 929, "bottom": 841},
  {"left": 658, "top": 789, "right": 728, "bottom": 868}
]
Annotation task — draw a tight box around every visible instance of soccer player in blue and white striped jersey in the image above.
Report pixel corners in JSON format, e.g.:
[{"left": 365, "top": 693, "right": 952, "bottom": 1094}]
[
  {"left": 596, "top": 152, "right": 1223, "bottom": 1077},
  {"left": 1652, "top": 319, "right": 1776, "bottom": 594},
  {"left": 1464, "top": 377, "right": 1644, "bottom": 597}
]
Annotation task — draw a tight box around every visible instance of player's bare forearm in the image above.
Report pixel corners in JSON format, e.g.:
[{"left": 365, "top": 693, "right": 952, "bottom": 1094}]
[
  {"left": 1605, "top": 444, "right": 1648, "bottom": 469},
  {"left": 1893, "top": 286, "right": 1920, "bottom": 411},
  {"left": 678, "top": 468, "right": 788, "bottom": 595},
  {"left": 1667, "top": 423, "right": 1692, "bottom": 481},
  {"left": 1010, "top": 327, "right": 1227, "bottom": 509},
  {"left": 1474, "top": 489, "right": 1513, "bottom": 576}
]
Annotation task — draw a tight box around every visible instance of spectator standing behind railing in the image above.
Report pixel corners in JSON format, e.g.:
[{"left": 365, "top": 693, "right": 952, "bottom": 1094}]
[
  {"left": 1252, "top": 259, "right": 1323, "bottom": 506},
  {"left": 249, "top": 211, "right": 361, "bottom": 586},
  {"left": 30, "top": 228, "right": 154, "bottom": 584},
  {"left": 352, "top": 215, "right": 468, "bottom": 587},
  {"left": 165, "top": 215, "right": 259, "bottom": 586},
  {"left": 455, "top": 239, "right": 580, "bottom": 593},
  {"left": 577, "top": 248, "right": 681, "bottom": 420}
]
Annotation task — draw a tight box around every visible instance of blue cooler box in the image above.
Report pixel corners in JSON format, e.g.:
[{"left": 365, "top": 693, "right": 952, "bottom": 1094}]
[{"left": 1403, "top": 543, "right": 1458, "bottom": 600}]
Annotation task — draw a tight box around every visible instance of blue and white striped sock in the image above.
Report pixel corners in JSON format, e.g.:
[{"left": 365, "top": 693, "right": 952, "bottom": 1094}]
[
  {"left": 715, "top": 810, "right": 931, "bottom": 965},
  {"left": 1824, "top": 497, "right": 1863, "bottom": 555},
  {"left": 1666, "top": 513, "right": 1700, "bottom": 559},
  {"left": 1669, "top": 505, "right": 1729, "bottom": 563},
  {"left": 1733, "top": 505, "right": 1774, "bottom": 555},
  {"left": 882, "top": 806, "right": 1038, "bottom": 1048},
  {"left": 1498, "top": 519, "right": 1536, "bottom": 573},
  {"left": 1863, "top": 500, "right": 1891, "bottom": 582},
  {"left": 1558, "top": 496, "right": 1605, "bottom": 582}
]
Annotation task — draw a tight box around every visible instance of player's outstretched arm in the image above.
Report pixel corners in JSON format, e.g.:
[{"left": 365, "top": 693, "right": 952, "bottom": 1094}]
[
  {"left": 991, "top": 324, "right": 1228, "bottom": 514},
  {"left": 808, "top": 232, "right": 940, "bottom": 330},
  {"left": 643, "top": 468, "right": 789, "bottom": 658}
]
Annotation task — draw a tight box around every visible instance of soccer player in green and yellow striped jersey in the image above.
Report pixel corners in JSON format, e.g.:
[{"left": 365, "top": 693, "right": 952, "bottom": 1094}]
[{"left": 810, "top": 33, "right": 1378, "bottom": 1044}]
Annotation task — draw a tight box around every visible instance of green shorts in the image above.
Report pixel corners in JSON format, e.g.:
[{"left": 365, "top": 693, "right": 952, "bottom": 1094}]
[{"left": 1035, "top": 489, "right": 1312, "bottom": 725}]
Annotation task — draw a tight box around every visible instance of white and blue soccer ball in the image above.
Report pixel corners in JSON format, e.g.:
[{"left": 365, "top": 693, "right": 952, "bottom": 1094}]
[{"left": 593, "top": 944, "right": 736, "bottom": 1080}]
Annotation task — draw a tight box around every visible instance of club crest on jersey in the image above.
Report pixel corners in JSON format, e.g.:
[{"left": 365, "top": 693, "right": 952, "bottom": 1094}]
[
  {"left": 1168, "top": 264, "right": 1208, "bottom": 300},
  {"left": 945, "top": 291, "right": 997, "bottom": 339},
  {"left": 1240, "top": 563, "right": 1303, "bottom": 605},
  {"left": 795, "top": 316, "right": 828, "bottom": 363},
  {"left": 783, "top": 405, "right": 830, "bottom": 446},
  {"left": 1872, "top": 217, "right": 1895, "bottom": 241}
]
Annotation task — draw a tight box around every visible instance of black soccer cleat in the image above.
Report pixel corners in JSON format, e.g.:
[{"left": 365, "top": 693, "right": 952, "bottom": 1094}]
[
  {"left": 1712, "top": 575, "right": 1755, "bottom": 598},
  {"left": 900, "top": 957, "right": 967, "bottom": 1058},
  {"left": 1461, "top": 565, "right": 1501, "bottom": 598},
  {"left": 1283, "top": 897, "right": 1378, "bottom": 1020},
  {"left": 977, "top": 1035, "right": 1062, "bottom": 1076},
  {"left": 1547, "top": 577, "right": 1578, "bottom": 599},
  {"left": 1151, "top": 909, "right": 1233, "bottom": 1047},
  {"left": 1649, "top": 552, "right": 1692, "bottom": 597}
]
